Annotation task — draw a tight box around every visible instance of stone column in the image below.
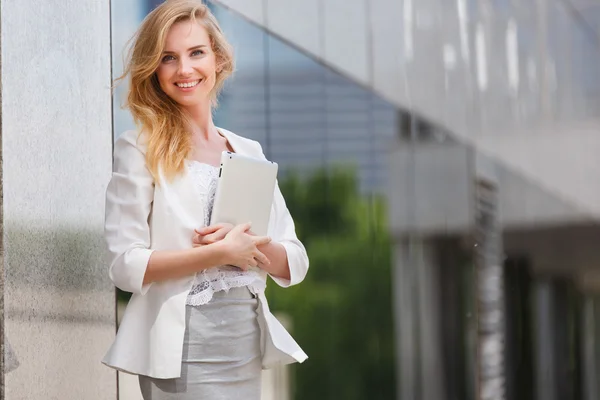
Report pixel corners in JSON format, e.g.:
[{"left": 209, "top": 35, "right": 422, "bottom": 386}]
[
  {"left": 475, "top": 179, "right": 505, "bottom": 400},
  {"left": 533, "top": 280, "right": 557, "bottom": 400},
  {"left": 582, "top": 296, "right": 599, "bottom": 400},
  {"left": 392, "top": 237, "right": 446, "bottom": 400},
  {"left": 1, "top": 0, "right": 115, "bottom": 398}
]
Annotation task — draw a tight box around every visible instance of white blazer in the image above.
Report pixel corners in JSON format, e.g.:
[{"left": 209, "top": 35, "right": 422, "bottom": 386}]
[{"left": 101, "top": 128, "right": 309, "bottom": 379}]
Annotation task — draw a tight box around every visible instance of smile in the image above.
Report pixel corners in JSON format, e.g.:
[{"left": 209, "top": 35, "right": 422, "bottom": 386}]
[{"left": 175, "top": 80, "right": 201, "bottom": 88}]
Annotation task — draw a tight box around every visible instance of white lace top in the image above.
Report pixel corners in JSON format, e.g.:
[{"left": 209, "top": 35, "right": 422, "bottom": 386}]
[{"left": 185, "top": 160, "right": 265, "bottom": 306}]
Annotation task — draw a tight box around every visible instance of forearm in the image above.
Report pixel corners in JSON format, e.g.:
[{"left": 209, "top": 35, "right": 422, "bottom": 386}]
[
  {"left": 143, "top": 242, "right": 227, "bottom": 285},
  {"left": 258, "top": 241, "right": 290, "bottom": 280}
]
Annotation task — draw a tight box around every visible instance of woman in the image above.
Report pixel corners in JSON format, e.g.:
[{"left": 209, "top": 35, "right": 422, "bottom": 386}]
[{"left": 102, "top": 1, "right": 309, "bottom": 398}]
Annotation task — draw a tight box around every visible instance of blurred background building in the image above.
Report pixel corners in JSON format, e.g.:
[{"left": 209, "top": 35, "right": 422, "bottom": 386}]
[{"left": 3, "top": 0, "right": 600, "bottom": 399}]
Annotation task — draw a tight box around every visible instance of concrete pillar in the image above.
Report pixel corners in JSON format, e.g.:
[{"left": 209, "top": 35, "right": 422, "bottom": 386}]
[
  {"left": 392, "top": 238, "right": 418, "bottom": 400},
  {"left": 1, "top": 0, "right": 115, "bottom": 398},
  {"left": 416, "top": 240, "right": 445, "bottom": 400},
  {"left": 475, "top": 179, "right": 506, "bottom": 400},
  {"left": 533, "top": 280, "right": 557, "bottom": 400},
  {"left": 582, "top": 297, "right": 599, "bottom": 400},
  {"left": 392, "top": 237, "right": 446, "bottom": 400}
]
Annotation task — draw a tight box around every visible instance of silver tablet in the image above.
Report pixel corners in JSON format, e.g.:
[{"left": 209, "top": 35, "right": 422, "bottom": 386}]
[{"left": 210, "top": 151, "right": 278, "bottom": 236}]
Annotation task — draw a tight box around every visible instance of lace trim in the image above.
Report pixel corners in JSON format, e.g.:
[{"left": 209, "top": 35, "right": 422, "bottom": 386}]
[
  {"left": 187, "top": 267, "right": 266, "bottom": 306},
  {"left": 185, "top": 160, "right": 219, "bottom": 226}
]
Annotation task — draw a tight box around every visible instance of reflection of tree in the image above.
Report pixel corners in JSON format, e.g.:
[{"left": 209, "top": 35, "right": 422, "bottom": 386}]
[{"left": 268, "top": 167, "right": 396, "bottom": 400}]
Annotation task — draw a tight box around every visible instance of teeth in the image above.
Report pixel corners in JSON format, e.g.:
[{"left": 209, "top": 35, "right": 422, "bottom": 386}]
[{"left": 176, "top": 80, "right": 200, "bottom": 88}]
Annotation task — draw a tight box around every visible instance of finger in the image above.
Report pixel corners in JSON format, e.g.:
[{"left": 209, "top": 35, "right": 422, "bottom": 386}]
[
  {"left": 192, "top": 233, "right": 202, "bottom": 244},
  {"left": 253, "top": 236, "right": 271, "bottom": 246},
  {"left": 254, "top": 251, "right": 270, "bottom": 266},
  {"left": 242, "top": 221, "right": 253, "bottom": 232},
  {"left": 202, "top": 234, "right": 215, "bottom": 244},
  {"left": 203, "top": 232, "right": 223, "bottom": 244},
  {"left": 216, "top": 222, "right": 234, "bottom": 231},
  {"left": 212, "top": 230, "right": 228, "bottom": 241},
  {"left": 196, "top": 224, "right": 220, "bottom": 236},
  {"left": 230, "top": 222, "right": 251, "bottom": 235}
]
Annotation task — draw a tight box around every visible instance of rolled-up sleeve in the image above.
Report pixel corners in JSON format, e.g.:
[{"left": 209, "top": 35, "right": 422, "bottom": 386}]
[
  {"left": 269, "top": 182, "right": 309, "bottom": 287},
  {"left": 257, "top": 142, "right": 309, "bottom": 288},
  {"left": 105, "top": 131, "right": 155, "bottom": 295}
]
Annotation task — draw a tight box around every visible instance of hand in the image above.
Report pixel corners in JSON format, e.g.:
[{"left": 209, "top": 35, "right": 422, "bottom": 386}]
[
  {"left": 192, "top": 223, "right": 234, "bottom": 247},
  {"left": 220, "top": 223, "right": 271, "bottom": 271}
]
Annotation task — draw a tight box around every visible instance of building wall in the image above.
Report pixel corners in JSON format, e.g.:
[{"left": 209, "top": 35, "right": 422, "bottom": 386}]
[
  {"left": 387, "top": 141, "right": 592, "bottom": 236},
  {"left": 216, "top": 0, "right": 600, "bottom": 136},
  {"left": 213, "top": 0, "right": 600, "bottom": 221},
  {"left": 1, "top": 0, "right": 116, "bottom": 398}
]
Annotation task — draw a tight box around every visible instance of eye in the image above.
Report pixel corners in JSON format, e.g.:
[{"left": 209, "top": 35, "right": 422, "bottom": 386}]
[
  {"left": 191, "top": 49, "right": 205, "bottom": 57},
  {"left": 161, "top": 54, "right": 175, "bottom": 63}
]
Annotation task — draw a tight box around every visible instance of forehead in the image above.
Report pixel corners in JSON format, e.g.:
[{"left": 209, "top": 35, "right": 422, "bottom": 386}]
[{"left": 164, "top": 19, "right": 211, "bottom": 50}]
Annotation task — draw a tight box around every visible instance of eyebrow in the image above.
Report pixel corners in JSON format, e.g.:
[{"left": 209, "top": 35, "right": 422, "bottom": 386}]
[{"left": 162, "top": 45, "right": 207, "bottom": 54}]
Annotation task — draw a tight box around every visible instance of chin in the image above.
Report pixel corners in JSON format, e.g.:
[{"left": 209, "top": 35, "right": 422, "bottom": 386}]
[{"left": 172, "top": 95, "right": 208, "bottom": 109}]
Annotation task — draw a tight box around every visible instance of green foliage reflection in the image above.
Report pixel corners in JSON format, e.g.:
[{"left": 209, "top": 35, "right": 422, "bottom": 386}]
[{"left": 268, "top": 167, "right": 396, "bottom": 400}]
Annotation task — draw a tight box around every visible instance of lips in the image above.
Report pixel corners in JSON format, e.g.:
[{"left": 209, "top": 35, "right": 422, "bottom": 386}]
[{"left": 175, "top": 79, "right": 201, "bottom": 88}]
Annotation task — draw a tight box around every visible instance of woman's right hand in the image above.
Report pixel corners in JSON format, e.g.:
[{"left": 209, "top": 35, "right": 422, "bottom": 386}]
[{"left": 219, "top": 223, "right": 271, "bottom": 271}]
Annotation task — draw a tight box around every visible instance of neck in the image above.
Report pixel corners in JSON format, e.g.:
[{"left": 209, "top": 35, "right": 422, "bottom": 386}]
[{"left": 184, "top": 103, "right": 216, "bottom": 140}]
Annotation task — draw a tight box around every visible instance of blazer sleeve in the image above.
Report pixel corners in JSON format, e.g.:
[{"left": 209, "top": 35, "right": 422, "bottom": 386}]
[
  {"left": 104, "top": 130, "right": 155, "bottom": 295},
  {"left": 256, "top": 142, "right": 309, "bottom": 288}
]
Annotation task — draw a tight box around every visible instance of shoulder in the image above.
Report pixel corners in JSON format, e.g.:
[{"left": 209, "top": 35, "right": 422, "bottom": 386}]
[
  {"left": 112, "top": 130, "right": 151, "bottom": 174},
  {"left": 114, "top": 130, "right": 149, "bottom": 155}
]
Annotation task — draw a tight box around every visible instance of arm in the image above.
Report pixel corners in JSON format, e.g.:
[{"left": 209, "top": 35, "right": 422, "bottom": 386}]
[
  {"left": 143, "top": 245, "right": 228, "bottom": 286},
  {"left": 144, "top": 225, "right": 270, "bottom": 285},
  {"left": 255, "top": 241, "right": 290, "bottom": 281},
  {"left": 193, "top": 224, "right": 290, "bottom": 280},
  {"left": 263, "top": 180, "right": 309, "bottom": 287},
  {"left": 104, "top": 131, "right": 156, "bottom": 295}
]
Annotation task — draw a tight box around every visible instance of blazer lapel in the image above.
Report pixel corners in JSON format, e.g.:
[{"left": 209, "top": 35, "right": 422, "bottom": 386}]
[{"left": 217, "top": 127, "right": 256, "bottom": 157}]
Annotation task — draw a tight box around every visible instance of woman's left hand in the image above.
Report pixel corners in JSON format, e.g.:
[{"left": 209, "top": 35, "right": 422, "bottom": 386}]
[
  {"left": 192, "top": 223, "right": 235, "bottom": 247},
  {"left": 193, "top": 222, "right": 289, "bottom": 278}
]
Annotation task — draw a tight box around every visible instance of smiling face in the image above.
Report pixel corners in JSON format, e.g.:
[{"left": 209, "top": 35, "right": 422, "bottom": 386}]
[{"left": 155, "top": 19, "right": 219, "bottom": 111}]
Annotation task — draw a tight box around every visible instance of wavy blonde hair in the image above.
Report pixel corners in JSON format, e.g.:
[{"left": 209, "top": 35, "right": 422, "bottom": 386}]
[{"left": 117, "top": 0, "right": 234, "bottom": 181}]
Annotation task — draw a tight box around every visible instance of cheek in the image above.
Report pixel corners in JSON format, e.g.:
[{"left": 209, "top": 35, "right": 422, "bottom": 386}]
[
  {"left": 205, "top": 68, "right": 218, "bottom": 86},
  {"left": 197, "top": 58, "right": 218, "bottom": 79},
  {"left": 155, "top": 66, "right": 172, "bottom": 90}
]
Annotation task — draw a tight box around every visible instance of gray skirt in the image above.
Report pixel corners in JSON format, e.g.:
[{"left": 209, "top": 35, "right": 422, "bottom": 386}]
[{"left": 138, "top": 286, "right": 262, "bottom": 400}]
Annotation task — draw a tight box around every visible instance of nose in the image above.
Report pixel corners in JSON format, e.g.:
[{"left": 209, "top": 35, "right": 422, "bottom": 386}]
[{"left": 177, "top": 57, "right": 193, "bottom": 76}]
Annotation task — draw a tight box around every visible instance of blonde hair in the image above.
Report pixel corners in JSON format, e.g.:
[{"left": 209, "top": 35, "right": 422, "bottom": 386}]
[{"left": 117, "top": 0, "right": 235, "bottom": 181}]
